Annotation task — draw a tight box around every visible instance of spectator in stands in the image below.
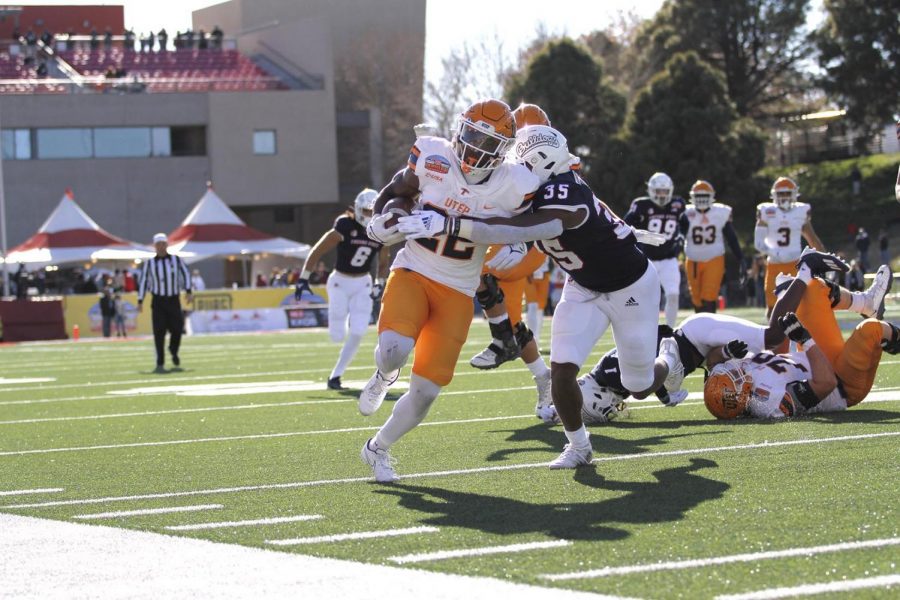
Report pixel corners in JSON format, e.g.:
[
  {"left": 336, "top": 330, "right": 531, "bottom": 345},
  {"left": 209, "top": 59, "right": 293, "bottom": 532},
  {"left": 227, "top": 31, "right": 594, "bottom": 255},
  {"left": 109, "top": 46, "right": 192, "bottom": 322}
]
[
  {"left": 212, "top": 26, "right": 224, "bottom": 49},
  {"left": 104, "top": 65, "right": 117, "bottom": 79},
  {"left": 40, "top": 30, "right": 53, "bottom": 47},
  {"left": 124, "top": 28, "right": 136, "bottom": 51},
  {"left": 113, "top": 292, "right": 127, "bottom": 337},
  {"left": 198, "top": 30, "right": 209, "bottom": 50},
  {"left": 309, "top": 260, "right": 330, "bottom": 285},
  {"left": 158, "top": 29, "right": 168, "bottom": 52},
  {"left": 855, "top": 227, "right": 870, "bottom": 273},
  {"left": 191, "top": 269, "right": 206, "bottom": 291},
  {"left": 35, "top": 269, "right": 46, "bottom": 295},
  {"left": 82, "top": 273, "right": 98, "bottom": 294},
  {"left": 851, "top": 165, "right": 862, "bottom": 196},
  {"left": 90, "top": 29, "right": 99, "bottom": 50},
  {"left": 25, "top": 29, "right": 37, "bottom": 46},
  {"left": 846, "top": 260, "right": 865, "bottom": 291},
  {"left": 879, "top": 228, "right": 890, "bottom": 265},
  {"left": 104, "top": 28, "right": 113, "bottom": 50},
  {"left": 255, "top": 273, "right": 267, "bottom": 287},
  {"left": 15, "top": 264, "right": 28, "bottom": 300},
  {"left": 36, "top": 60, "right": 48, "bottom": 78},
  {"left": 139, "top": 32, "right": 150, "bottom": 53},
  {"left": 65, "top": 29, "right": 75, "bottom": 51},
  {"left": 123, "top": 269, "right": 136, "bottom": 292},
  {"left": 287, "top": 268, "right": 299, "bottom": 286},
  {"left": 99, "top": 288, "right": 116, "bottom": 338},
  {"left": 148, "top": 31, "right": 156, "bottom": 52},
  {"left": 113, "top": 269, "right": 125, "bottom": 291},
  {"left": 183, "top": 29, "right": 194, "bottom": 49}
]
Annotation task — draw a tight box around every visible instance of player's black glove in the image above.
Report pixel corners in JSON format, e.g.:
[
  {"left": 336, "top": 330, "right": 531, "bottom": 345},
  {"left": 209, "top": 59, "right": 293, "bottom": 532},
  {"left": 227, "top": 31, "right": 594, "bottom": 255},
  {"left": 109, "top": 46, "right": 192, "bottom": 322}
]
[
  {"left": 371, "top": 281, "right": 385, "bottom": 301},
  {"left": 738, "top": 257, "right": 749, "bottom": 286},
  {"left": 778, "top": 312, "right": 812, "bottom": 345},
  {"left": 796, "top": 250, "right": 849, "bottom": 276},
  {"left": 294, "top": 278, "right": 311, "bottom": 300},
  {"left": 722, "top": 339, "right": 749, "bottom": 360}
]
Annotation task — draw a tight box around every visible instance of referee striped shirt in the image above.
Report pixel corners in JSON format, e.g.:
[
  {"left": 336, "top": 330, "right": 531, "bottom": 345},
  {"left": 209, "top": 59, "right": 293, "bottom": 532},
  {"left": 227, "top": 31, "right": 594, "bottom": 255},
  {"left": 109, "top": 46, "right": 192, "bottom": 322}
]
[{"left": 138, "top": 254, "right": 192, "bottom": 302}]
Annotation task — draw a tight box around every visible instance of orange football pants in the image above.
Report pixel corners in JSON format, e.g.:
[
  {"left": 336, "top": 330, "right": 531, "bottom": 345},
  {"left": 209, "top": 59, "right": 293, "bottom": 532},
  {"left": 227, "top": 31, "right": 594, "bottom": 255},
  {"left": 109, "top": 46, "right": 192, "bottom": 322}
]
[
  {"left": 482, "top": 246, "right": 546, "bottom": 325},
  {"left": 378, "top": 269, "right": 473, "bottom": 386},
  {"left": 525, "top": 275, "right": 550, "bottom": 310},
  {"left": 685, "top": 255, "right": 725, "bottom": 307}
]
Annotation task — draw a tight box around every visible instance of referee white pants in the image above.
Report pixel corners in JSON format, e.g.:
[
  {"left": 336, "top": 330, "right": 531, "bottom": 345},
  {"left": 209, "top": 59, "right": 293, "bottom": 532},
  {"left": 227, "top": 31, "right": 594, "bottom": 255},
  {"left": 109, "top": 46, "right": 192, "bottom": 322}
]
[
  {"left": 550, "top": 265, "right": 661, "bottom": 393},
  {"left": 326, "top": 271, "right": 373, "bottom": 343}
]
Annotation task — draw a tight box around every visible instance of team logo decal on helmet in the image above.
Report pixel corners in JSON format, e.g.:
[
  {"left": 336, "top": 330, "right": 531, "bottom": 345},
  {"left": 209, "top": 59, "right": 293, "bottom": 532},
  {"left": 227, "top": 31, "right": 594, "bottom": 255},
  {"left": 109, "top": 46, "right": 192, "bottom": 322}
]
[
  {"left": 704, "top": 361, "right": 753, "bottom": 419},
  {"left": 513, "top": 125, "right": 572, "bottom": 183}
]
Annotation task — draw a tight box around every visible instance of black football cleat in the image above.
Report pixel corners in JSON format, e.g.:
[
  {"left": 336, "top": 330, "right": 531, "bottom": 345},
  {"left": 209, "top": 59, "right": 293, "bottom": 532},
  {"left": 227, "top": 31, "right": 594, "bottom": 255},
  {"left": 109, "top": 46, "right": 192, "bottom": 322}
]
[
  {"left": 796, "top": 248, "right": 849, "bottom": 276},
  {"left": 327, "top": 376, "right": 345, "bottom": 390}
]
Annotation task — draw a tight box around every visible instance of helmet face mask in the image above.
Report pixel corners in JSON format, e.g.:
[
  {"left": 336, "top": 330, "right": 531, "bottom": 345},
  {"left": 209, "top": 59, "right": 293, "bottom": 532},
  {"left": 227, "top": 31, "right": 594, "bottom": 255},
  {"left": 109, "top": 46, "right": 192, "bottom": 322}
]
[
  {"left": 647, "top": 172, "right": 674, "bottom": 206},
  {"left": 704, "top": 361, "right": 753, "bottom": 419},
  {"left": 513, "top": 125, "right": 571, "bottom": 184},
  {"left": 690, "top": 180, "right": 715, "bottom": 211},
  {"left": 353, "top": 188, "right": 378, "bottom": 227},
  {"left": 579, "top": 375, "right": 629, "bottom": 424},
  {"left": 452, "top": 99, "right": 516, "bottom": 183}
]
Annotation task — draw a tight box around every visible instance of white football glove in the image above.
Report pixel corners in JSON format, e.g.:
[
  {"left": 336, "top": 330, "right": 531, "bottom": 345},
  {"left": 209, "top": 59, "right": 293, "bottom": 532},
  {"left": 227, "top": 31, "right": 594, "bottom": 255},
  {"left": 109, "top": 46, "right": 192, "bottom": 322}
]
[
  {"left": 632, "top": 228, "right": 668, "bottom": 246},
  {"left": 397, "top": 210, "right": 448, "bottom": 240},
  {"left": 366, "top": 213, "right": 406, "bottom": 246},
  {"left": 486, "top": 243, "right": 528, "bottom": 271},
  {"left": 536, "top": 403, "right": 560, "bottom": 425}
]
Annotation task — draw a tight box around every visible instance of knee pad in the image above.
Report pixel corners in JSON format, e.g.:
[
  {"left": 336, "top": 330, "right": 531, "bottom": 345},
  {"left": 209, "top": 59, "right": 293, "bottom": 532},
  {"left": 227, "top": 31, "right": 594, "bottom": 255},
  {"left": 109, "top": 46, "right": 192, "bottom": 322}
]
[
  {"left": 375, "top": 330, "right": 414, "bottom": 373},
  {"left": 514, "top": 321, "right": 534, "bottom": 350},
  {"left": 328, "top": 321, "right": 346, "bottom": 343},
  {"left": 476, "top": 274, "right": 504, "bottom": 311},
  {"left": 821, "top": 278, "right": 842, "bottom": 308}
]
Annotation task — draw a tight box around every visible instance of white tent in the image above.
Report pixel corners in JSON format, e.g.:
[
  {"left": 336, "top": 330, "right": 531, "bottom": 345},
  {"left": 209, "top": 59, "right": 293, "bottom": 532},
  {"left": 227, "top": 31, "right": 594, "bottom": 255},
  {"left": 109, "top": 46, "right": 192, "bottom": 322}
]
[
  {"left": 3, "top": 190, "right": 154, "bottom": 266},
  {"left": 167, "top": 185, "right": 310, "bottom": 261}
]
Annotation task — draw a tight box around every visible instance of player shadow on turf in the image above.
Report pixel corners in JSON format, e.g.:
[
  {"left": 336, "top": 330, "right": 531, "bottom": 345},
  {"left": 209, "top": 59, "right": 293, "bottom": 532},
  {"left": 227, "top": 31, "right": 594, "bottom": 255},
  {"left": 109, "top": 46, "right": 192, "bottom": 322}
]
[
  {"left": 484, "top": 423, "right": 726, "bottom": 462},
  {"left": 807, "top": 409, "right": 900, "bottom": 425},
  {"left": 375, "top": 458, "right": 727, "bottom": 542}
]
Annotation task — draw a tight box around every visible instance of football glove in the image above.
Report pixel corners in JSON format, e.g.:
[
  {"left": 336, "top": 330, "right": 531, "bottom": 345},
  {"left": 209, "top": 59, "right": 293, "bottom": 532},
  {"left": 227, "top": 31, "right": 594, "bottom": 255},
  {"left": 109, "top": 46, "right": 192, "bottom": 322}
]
[
  {"left": 366, "top": 213, "right": 405, "bottom": 246},
  {"left": 632, "top": 228, "right": 667, "bottom": 246},
  {"left": 397, "top": 210, "right": 452, "bottom": 240},
  {"left": 778, "top": 312, "right": 812, "bottom": 345},
  {"left": 722, "top": 339, "right": 749, "bottom": 360},
  {"left": 486, "top": 243, "right": 528, "bottom": 271},
  {"left": 371, "top": 280, "right": 385, "bottom": 301},
  {"left": 796, "top": 249, "right": 849, "bottom": 276},
  {"left": 294, "top": 278, "right": 311, "bottom": 300},
  {"left": 661, "top": 389, "right": 688, "bottom": 407}
]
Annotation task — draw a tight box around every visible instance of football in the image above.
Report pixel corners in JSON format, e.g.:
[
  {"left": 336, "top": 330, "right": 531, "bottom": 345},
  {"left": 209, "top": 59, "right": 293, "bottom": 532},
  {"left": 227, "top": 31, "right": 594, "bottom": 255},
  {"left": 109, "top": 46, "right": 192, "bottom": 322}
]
[{"left": 382, "top": 196, "right": 417, "bottom": 227}]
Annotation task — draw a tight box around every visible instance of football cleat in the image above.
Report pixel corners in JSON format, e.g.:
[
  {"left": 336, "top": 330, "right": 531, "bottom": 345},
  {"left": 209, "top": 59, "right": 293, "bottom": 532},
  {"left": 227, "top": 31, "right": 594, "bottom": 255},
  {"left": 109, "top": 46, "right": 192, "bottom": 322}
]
[
  {"left": 470, "top": 342, "right": 520, "bottom": 370},
  {"left": 549, "top": 443, "right": 594, "bottom": 469},
  {"left": 774, "top": 272, "right": 794, "bottom": 299},
  {"left": 659, "top": 337, "right": 685, "bottom": 392},
  {"left": 861, "top": 265, "right": 893, "bottom": 320},
  {"left": 796, "top": 247, "right": 849, "bottom": 276},
  {"left": 534, "top": 371, "right": 559, "bottom": 424},
  {"left": 327, "top": 376, "right": 344, "bottom": 390},
  {"left": 360, "top": 438, "right": 399, "bottom": 483},
  {"left": 358, "top": 369, "right": 399, "bottom": 416}
]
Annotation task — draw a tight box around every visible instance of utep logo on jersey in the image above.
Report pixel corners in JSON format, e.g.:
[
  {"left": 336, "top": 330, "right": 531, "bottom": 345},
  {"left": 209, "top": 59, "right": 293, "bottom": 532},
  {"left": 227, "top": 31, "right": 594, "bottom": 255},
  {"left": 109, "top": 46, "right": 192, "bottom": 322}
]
[
  {"left": 424, "top": 154, "right": 451, "bottom": 175},
  {"left": 515, "top": 131, "right": 560, "bottom": 155},
  {"left": 764, "top": 207, "right": 778, "bottom": 217}
]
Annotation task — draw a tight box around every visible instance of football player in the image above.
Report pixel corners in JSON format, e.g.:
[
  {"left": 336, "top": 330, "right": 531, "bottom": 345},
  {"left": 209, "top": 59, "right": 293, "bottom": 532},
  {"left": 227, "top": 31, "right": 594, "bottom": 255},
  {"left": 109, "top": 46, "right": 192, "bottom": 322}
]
[
  {"left": 754, "top": 176, "right": 825, "bottom": 314},
  {"left": 398, "top": 125, "right": 685, "bottom": 469},
  {"left": 679, "top": 180, "right": 744, "bottom": 313},
  {"left": 624, "top": 172, "right": 686, "bottom": 327},
  {"left": 357, "top": 99, "right": 540, "bottom": 482},
  {"left": 295, "top": 189, "right": 389, "bottom": 390},
  {"left": 895, "top": 121, "right": 900, "bottom": 203}
]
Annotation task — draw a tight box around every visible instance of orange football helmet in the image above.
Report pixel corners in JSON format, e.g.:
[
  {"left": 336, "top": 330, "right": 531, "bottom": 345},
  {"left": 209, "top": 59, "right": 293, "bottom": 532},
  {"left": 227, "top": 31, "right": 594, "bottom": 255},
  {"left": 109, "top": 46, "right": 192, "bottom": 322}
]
[
  {"left": 453, "top": 99, "right": 516, "bottom": 182},
  {"left": 704, "top": 362, "right": 753, "bottom": 419},
  {"left": 689, "top": 180, "right": 715, "bottom": 210},
  {"left": 513, "top": 103, "right": 551, "bottom": 128},
  {"left": 770, "top": 176, "right": 799, "bottom": 210}
]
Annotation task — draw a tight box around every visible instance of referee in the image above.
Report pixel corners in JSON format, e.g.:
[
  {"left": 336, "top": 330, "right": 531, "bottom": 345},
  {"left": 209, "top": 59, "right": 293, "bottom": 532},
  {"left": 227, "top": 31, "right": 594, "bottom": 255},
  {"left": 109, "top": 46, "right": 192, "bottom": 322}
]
[{"left": 138, "top": 233, "right": 192, "bottom": 373}]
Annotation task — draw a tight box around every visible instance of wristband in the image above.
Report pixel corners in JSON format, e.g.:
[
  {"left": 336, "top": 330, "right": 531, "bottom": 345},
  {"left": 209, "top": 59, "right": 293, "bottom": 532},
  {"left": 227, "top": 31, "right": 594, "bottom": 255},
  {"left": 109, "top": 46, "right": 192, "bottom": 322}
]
[
  {"left": 456, "top": 218, "right": 473, "bottom": 240},
  {"left": 802, "top": 338, "right": 816, "bottom": 349},
  {"left": 300, "top": 269, "right": 311, "bottom": 280}
]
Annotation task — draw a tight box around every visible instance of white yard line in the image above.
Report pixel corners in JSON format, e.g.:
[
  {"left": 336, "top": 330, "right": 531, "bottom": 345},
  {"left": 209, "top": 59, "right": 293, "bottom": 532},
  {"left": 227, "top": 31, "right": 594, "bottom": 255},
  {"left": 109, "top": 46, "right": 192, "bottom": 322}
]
[
  {"left": 5, "top": 431, "right": 897, "bottom": 510},
  {"left": 165, "top": 515, "right": 323, "bottom": 531},
  {"left": 390, "top": 540, "right": 572, "bottom": 564},
  {"left": 714, "top": 574, "right": 900, "bottom": 600},
  {"left": 1, "top": 513, "right": 609, "bottom": 600},
  {"left": 0, "top": 487, "right": 64, "bottom": 496},
  {"left": 266, "top": 526, "right": 439, "bottom": 546},
  {"left": 73, "top": 504, "right": 223, "bottom": 520},
  {"left": 542, "top": 537, "right": 900, "bottom": 580}
]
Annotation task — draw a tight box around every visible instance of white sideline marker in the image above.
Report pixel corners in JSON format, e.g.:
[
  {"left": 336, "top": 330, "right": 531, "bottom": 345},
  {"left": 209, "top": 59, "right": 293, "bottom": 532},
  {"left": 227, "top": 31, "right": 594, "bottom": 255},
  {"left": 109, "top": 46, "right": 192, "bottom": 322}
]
[
  {"left": 541, "top": 537, "right": 900, "bottom": 580},
  {"left": 715, "top": 573, "right": 900, "bottom": 600},
  {"left": 266, "top": 526, "right": 439, "bottom": 546},
  {"left": 73, "top": 504, "right": 223, "bottom": 520},
  {"left": 166, "top": 514, "right": 323, "bottom": 531},
  {"left": 0, "top": 487, "right": 64, "bottom": 497},
  {"left": 390, "top": 540, "right": 571, "bottom": 564}
]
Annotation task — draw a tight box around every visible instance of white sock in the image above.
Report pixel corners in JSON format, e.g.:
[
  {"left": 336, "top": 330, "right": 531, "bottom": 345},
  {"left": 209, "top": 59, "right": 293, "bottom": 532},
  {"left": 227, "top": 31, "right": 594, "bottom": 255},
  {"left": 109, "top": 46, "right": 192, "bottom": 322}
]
[
  {"left": 487, "top": 313, "right": 508, "bottom": 325},
  {"left": 665, "top": 294, "right": 679, "bottom": 327},
  {"left": 330, "top": 332, "right": 363, "bottom": 379},
  {"left": 564, "top": 425, "right": 591, "bottom": 449},
  {"left": 849, "top": 291, "right": 867, "bottom": 314},
  {"left": 526, "top": 303, "right": 540, "bottom": 346},
  {"left": 526, "top": 356, "right": 549, "bottom": 378},
  {"left": 374, "top": 374, "right": 441, "bottom": 449}
]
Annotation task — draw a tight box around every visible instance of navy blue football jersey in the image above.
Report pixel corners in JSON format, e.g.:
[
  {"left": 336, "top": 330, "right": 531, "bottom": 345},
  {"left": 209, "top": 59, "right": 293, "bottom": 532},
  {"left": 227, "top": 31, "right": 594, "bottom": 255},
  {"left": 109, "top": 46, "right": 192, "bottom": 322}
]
[
  {"left": 532, "top": 171, "right": 648, "bottom": 293},
  {"left": 623, "top": 196, "right": 686, "bottom": 260},
  {"left": 333, "top": 215, "right": 382, "bottom": 275}
]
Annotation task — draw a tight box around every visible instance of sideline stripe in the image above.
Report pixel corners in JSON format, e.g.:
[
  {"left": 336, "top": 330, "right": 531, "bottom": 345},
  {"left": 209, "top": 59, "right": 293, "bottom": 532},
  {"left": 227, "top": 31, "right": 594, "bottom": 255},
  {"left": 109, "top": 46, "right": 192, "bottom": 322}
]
[
  {"left": 390, "top": 540, "right": 572, "bottom": 564},
  {"left": 165, "top": 514, "right": 323, "bottom": 531},
  {"left": 542, "top": 537, "right": 900, "bottom": 580},
  {"left": 715, "top": 574, "right": 900, "bottom": 600},
  {"left": 73, "top": 504, "right": 223, "bottom": 520},
  {"left": 266, "top": 526, "right": 439, "bottom": 546},
  {"left": 0, "top": 487, "right": 64, "bottom": 496},
  {"left": 5, "top": 431, "right": 897, "bottom": 510}
]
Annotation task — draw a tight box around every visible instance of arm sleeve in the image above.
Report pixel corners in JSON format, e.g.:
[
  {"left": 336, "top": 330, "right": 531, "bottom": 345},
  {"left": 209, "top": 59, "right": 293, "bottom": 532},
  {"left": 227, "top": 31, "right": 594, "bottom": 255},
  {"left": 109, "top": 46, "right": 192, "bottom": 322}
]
[
  {"left": 137, "top": 260, "right": 150, "bottom": 302},
  {"left": 678, "top": 213, "right": 689, "bottom": 236},
  {"left": 178, "top": 257, "right": 192, "bottom": 293},
  {"left": 754, "top": 224, "right": 768, "bottom": 254},
  {"left": 723, "top": 221, "right": 743, "bottom": 261},
  {"left": 623, "top": 203, "right": 641, "bottom": 227},
  {"left": 458, "top": 217, "right": 565, "bottom": 245}
]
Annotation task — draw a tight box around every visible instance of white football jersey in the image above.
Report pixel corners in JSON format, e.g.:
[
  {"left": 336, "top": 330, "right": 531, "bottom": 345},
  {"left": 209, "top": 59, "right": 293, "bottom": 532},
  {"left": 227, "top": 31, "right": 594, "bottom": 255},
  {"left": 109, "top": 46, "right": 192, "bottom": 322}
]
[
  {"left": 736, "top": 351, "right": 847, "bottom": 419},
  {"left": 756, "top": 202, "right": 811, "bottom": 263},
  {"left": 684, "top": 203, "right": 732, "bottom": 262},
  {"left": 393, "top": 136, "right": 539, "bottom": 296}
]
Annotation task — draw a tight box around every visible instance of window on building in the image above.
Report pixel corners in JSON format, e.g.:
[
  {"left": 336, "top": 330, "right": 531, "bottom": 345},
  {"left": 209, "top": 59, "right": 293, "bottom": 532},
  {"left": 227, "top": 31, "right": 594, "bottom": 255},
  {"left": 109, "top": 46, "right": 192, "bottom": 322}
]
[
  {"left": 170, "top": 126, "right": 207, "bottom": 156},
  {"left": 1, "top": 129, "right": 32, "bottom": 160},
  {"left": 253, "top": 130, "right": 276, "bottom": 155},
  {"left": 94, "top": 127, "right": 152, "bottom": 158},
  {"left": 36, "top": 128, "right": 92, "bottom": 159},
  {"left": 151, "top": 127, "right": 171, "bottom": 157},
  {"left": 273, "top": 206, "right": 295, "bottom": 223}
]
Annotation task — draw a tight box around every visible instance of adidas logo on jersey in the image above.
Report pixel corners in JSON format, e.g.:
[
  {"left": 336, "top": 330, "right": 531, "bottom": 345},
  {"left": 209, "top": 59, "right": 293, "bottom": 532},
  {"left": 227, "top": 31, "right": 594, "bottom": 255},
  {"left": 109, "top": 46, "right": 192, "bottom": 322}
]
[{"left": 625, "top": 297, "right": 638, "bottom": 307}]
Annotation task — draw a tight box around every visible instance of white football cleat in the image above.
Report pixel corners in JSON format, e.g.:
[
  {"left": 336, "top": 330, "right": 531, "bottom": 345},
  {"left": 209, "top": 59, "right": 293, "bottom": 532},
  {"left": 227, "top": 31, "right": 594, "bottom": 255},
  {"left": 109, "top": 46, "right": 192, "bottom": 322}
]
[
  {"left": 549, "top": 443, "right": 594, "bottom": 469},
  {"left": 534, "top": 371, "right": 559, "bottom": 424},
  {"left": 659, "top": 337, "right": 685, "bottom": 392},
  {"left": 360, "top": 438, "right": 399, "bottom": 483},
  {"left": 663, "top": 388, "right": 689, "bottom": 407},
  {"left": 358, "top": 369, "right": 399, "bottom": 416},
  {"left": 861, "top": 265, "right": 892, "bottom": 320}
]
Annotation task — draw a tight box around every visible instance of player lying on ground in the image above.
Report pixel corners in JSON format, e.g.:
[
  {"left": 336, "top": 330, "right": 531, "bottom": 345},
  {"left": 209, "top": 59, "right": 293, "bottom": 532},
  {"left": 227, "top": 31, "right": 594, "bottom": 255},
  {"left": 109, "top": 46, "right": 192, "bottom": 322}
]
[
  {"left": 398, "top": 124, "right": 684, "bottom": 469},
  {"left": 577, "top": 249, "right": 892, "bottom": 423}
]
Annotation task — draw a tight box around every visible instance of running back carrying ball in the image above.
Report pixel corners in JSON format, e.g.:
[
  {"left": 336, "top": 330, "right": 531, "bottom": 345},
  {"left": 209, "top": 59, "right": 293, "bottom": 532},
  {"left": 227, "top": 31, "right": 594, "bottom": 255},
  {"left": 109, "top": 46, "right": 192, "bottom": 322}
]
[{"left": 382, "top": 197, "right": 417, "bottom": 228}]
